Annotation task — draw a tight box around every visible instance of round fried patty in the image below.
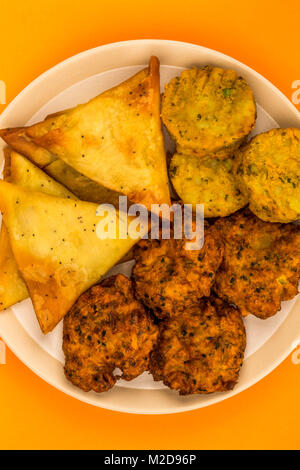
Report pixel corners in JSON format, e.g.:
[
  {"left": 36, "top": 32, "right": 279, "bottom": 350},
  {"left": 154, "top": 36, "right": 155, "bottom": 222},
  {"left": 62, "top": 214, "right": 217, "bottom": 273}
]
[
  {"left": 214, "top": 209, "right": 300, "bottom": 318},
  {"left": 132, "top": 224, "right": 224, "bottom": 319},
  {"left": 162, "top": 66, "right": 256, "bottom": 159},
  {"left": 63, "top": 274, "right": 159, "bottom": 393},
  {"left": 170, "top": 152, "right": 248, "bottom": 218},
  {"left": 150, "top": 296, "right": 246, "bottom": 395},
  {"left": 234, "top": 128, "right": 300, "bottom": 223}
]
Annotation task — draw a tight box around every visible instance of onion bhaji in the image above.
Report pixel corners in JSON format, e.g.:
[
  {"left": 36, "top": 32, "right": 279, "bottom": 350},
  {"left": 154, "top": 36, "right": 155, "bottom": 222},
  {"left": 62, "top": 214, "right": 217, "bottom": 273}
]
[
  {"left": 170, "top": 152, "right": 248, "bottom": 217},
  {"left": 149, "top": 296, "right": 246, "bottom": 395},
  {"left": 162, "top": 66, "right": 256, "bottom": 159},
  {"left": 234, "top": 128, "right": 300, "bottom": 223},
  {"left": 132, "top": 222, "right": 224, "bottom": 319},
  {"left": 213, "top": 210, "right": 300, "bottom": 319},
  {"left": 63, "top": 274, "right": 159, "bottom": 393}
]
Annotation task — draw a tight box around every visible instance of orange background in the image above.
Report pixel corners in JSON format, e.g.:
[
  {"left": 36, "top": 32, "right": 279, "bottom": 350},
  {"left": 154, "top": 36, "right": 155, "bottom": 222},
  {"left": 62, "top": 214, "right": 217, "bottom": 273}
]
[{"left": 0, "top": 0, "right": 300, "bottom": 450}]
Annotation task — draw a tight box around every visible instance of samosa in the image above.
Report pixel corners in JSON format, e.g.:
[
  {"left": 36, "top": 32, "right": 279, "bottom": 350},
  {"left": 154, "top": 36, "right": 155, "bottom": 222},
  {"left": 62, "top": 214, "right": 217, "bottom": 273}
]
[
  {"left": 0, "top": 132, "right": 121, "bottom": 204},
  {"left": 0, "top": 151, "right": 76, "bottom": 311},
  {"left": 0, "top": 57, "right": 170, "bottom": 210},
  {"left": 0, "top": 180, "right": 147, "bottom": 333}
]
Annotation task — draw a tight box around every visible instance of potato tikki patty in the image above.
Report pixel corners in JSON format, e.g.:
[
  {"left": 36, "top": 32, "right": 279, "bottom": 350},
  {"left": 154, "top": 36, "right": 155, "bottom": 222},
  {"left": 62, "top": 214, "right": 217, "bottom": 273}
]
[
  {"left": 162, "top": 66, "right": 256, "bottom": 159},
  {"left": 63, "top": 274, "right": 159, "bottom": 393},
  {"left": 132, "top": 225, "right": 224, "bottom": 319},
  {"left": 214, "top": 210, "right": 300, "bottom": 319},
  {"left": 170, "top": 152, "right": 248, "bottom": 217},
  {"left": 150, "top": 296, "right": 246, "bottom": 395},
  {"left": 234, "top": 128, "right": 300, "bottom": 223}
]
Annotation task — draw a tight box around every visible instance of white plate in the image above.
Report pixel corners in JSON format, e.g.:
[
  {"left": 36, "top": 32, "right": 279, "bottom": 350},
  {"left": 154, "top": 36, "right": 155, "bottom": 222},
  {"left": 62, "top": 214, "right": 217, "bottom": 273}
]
[{"left": 0, "top": 39, "right": 300, "bottom": 414}]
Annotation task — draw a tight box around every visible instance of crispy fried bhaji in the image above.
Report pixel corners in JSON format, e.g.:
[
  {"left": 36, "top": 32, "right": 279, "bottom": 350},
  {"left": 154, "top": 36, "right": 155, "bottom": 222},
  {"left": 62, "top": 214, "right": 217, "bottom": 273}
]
[
  {"left": 213, "top": 210, "right": 300, "bottom": 318},
  {"left": 63, "top": 274, "right": 159, "bottom": 393},
  {"left": 149, "top": 296, "right": 246, "bottom": 395},
  {"left": 132, "top": 222, "right": 224, "bottom": 318}
]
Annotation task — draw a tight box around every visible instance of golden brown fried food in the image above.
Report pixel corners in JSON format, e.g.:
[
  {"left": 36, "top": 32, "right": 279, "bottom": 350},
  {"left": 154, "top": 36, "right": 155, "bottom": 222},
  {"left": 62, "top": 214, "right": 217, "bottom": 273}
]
[
  {"left": 213, "top": 210, "right": 300, "bottom": 319},
  {"left": 0, "top": 181, "right": 146, "bottom": 334},
  {"left": 234, "top": 128, "right": 300, "bottom": 223},
  {"left": 132, "top": 223, "right": 224, "bottom": 319},
  {"left": 169, "top": 152, "right": 248, "bottom": 217},
  {"left": 150, "top": 296, "right": 246, "bottom": 395},
  {"left": 1, "top": 57, "right": 171, "bottom": 210},
  {"left": 162, "top": 66, "right": 256, "bottom": 159},
  {"left": 63, "top": 274, "right": 158, "bottom": 393}
]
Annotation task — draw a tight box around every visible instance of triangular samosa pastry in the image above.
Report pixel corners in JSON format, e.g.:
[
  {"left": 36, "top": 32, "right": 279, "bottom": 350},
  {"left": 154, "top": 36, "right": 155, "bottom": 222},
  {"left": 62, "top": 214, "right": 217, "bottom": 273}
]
[
  {"left": 0, "top": 132, "right": 123, "bottom": 205},
  {"left": 43, "top": 158, "right": 122, "bottom": 206},
  {"left": 9, "top": 151, "right": 77, "bottom": 198},
  {"left": 0, "top": 149, "right": 29, "bottom": 309},
  {"left": 0, "top": 223, "right": 29, "bottom": 310},
  {"left": 0, "top": 151, "right": 77, "bottom": 310},
  {"left": 0, "top": 56, "right": 171, "bottom": 209},
  {"left": 0, "top": 180, "right": 147, "bottom": 333}
]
